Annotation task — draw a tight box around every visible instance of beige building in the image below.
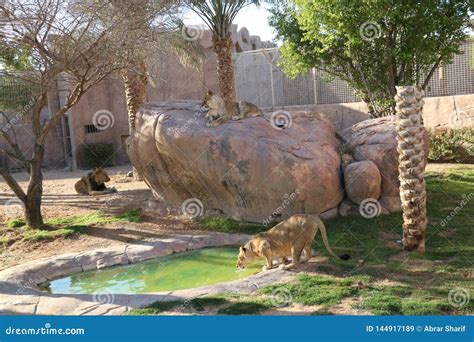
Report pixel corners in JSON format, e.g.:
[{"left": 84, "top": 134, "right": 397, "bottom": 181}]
[{"left": 0, "top": 25, "right": 275, "bottom": 170}]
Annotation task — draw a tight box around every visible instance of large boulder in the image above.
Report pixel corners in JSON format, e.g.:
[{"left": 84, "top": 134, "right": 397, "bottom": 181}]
[
  {"left": 128, "top": 101, "right": 343, "bottom": 223},
  {"left": 340, "top": 116, "right": 429, "bottom": 212},
  {"left": 344, "top": 161, "right": 381, "bottom": 204}
]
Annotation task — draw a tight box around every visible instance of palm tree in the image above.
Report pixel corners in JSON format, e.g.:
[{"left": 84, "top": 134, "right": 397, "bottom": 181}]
[
  {"left": 394, "top": 86, "right": 427, "bottom": 252},
  {"left": 186, "top": 0, "right": 262, "bottom": 101}
]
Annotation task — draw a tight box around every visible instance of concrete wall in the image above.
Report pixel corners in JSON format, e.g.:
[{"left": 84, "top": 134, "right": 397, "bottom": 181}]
[
  {"left": 68, "top": 78, "right": 130, "bottom": 168},
  {"left": 0, "top": 108, "right": 66, "bottom": 170},
  {"left": 423, "top": 94, "right": 474, "bottom": 129},
  {"left": 265, "top": 93, "right": 474, "bottom": 132}
]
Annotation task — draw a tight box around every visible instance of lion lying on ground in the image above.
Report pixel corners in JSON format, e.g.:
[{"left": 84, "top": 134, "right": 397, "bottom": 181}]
[
  {"left": 202, "top": 91, "right": 262, "bottom": 128},
  {"left": 236, "top": 214, "right": 350, "bottom": 271},
  {"left": 74, "top": 167, "right": 117, "bottom": 196}
]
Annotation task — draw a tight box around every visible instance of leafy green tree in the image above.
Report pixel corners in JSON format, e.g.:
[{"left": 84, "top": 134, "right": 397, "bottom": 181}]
[{"left": 269, "top": 0, "right": 473, "bottom": 117}]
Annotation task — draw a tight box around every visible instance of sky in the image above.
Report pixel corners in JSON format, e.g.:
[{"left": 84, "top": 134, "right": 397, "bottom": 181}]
[{"left": 182, "top": 4, "right": 276, "bottom": 42}]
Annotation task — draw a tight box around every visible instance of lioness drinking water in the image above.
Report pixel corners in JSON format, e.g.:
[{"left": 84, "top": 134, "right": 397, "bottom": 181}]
[{"left": 236, "top": 214, "right": 349, "bottom": 271}]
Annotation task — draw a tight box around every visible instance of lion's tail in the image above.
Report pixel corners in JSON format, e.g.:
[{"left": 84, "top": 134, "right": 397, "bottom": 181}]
[{"left": 317, "top": 218, "right": 350, "bottom": 261}]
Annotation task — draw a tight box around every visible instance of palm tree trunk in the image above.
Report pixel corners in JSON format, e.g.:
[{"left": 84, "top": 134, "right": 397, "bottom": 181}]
[
  {"left": 122, "top": 62, "right": 148, "bottom": 181},
  {"left": 213, "top": 36, "right": 236, "bottom": 102},
  {"left": 395, "top": 86, "right": 427, "bottom": 252}
]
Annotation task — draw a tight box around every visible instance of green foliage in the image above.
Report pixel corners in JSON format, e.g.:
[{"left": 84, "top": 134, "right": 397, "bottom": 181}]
[
  {"left": 269, "top": 0, "right": 473, "bottom": 117},
  {"left": 186, "top": 1, "right": 262, "bottom": 38},
  {"left": 428, "top": 128, "right": 474, "bottom": 163},
  {"left": 78, "top": 143, "right": 115, "bottom": 169},
  {"left": 339, "top": 142, "right": 354, "bottom": 156}
]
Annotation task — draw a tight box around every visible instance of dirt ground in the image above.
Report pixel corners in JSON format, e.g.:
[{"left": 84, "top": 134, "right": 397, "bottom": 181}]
[
  {"left": 0, "top": 165, "right": 200, "bottom": 270},
  {"left": 1, "top": 163, "right": 473, "bottom": 271}
]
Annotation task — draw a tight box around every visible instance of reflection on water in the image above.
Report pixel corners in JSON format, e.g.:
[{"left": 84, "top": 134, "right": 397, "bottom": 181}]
[{"left": 41, "top": 247, "right": 262, "bottom": 294}]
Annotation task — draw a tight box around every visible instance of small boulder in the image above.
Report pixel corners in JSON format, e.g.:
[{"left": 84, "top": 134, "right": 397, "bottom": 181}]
[
  {"left": 343, "top": 161, "right": 381, "bottom": 204},
  {"left": 340, "top": 116, "right": 429, "bottom": 209}
]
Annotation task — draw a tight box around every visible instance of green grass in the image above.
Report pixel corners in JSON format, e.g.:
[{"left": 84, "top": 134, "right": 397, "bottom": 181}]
[
  {"left": 6, "top": 218, "right": 26, "bottom": 228},
  {"left": 216, "top": 301, "right": 271, "bottom": 315},
  {"left": 128, "top": 300, "right": 182, "bottom": 315},
  {"left": 261, "top": 274, "right": 366, "bottom": 306},
  {"left": 1, "top": 209, "right": 142, "bottom": 245},
  {"left": 114, "top": 209, "right": 142, "bottom": 223},
  {"left": 128, "top": 294, "right": 273, "bottom": 315},
  {"left": 190, "top": 297, "right": 228, "bottom": 311},
  {"left": 355, "top": 284, "right": 474, "bottom": 315},
  {"left": 198, "top": 217, "right": 268, "bottom": 235}
]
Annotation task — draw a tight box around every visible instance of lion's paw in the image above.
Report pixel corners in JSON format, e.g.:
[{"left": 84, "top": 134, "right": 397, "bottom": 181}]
[{"left": 279, "top": 264, "right": 295, "bottom": 270}]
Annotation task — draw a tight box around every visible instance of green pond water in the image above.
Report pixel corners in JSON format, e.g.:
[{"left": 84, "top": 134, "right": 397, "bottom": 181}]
[{"left": 41, "top": 247, "right": 262, "bottom": 294}]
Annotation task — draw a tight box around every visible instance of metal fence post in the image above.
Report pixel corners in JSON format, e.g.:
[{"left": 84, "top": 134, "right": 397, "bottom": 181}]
[{"left": 312, "top": 68, "right": 318, "bottom": 105}]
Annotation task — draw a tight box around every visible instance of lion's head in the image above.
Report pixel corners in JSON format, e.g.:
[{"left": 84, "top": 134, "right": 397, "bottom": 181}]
[
  {"left": 93, "top": 167, "right": 110, "bottom": 185},
  {"left": 236, "top": 243, "right": 256, "bottom": 269}
]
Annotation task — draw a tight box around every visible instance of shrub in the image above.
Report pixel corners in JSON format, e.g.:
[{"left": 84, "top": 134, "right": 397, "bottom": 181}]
[
  {"left": 78, "top": 143, "right": 115, "bottom": 168},
  {"left": 428, "top": 128, "right": 474, "bottom": 163}
]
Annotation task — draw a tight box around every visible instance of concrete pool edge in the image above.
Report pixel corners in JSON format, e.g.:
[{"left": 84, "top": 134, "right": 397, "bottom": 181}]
[{"left": 0, "top": 232, "right": 292, "bottom": 315}]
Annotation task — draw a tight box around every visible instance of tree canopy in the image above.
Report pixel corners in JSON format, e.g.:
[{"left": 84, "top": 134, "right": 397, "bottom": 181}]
[{"left": 269, "top": 0, "right": 474, "bottom": 117}]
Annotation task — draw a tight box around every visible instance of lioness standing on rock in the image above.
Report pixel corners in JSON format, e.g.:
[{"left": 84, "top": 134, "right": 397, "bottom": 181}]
[
  {"left": 202, "top": 90, "right": 262, "bottom": 128},
  {"left": 74, "top": 167, "right": 116, "bottom": 196},
  {"left": 236, "top": 214, "right": 349, "bottom": 271}
]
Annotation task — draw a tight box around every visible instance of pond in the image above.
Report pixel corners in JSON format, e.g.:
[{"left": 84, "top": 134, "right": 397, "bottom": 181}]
[{"left": 40, "top": 247, "right": 262, "bottom": 294}]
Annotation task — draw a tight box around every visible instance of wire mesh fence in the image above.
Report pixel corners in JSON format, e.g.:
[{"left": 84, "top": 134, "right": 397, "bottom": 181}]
[{"left": 234, "top": 40, "right": 474, "bottom": 108}]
